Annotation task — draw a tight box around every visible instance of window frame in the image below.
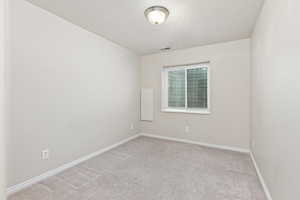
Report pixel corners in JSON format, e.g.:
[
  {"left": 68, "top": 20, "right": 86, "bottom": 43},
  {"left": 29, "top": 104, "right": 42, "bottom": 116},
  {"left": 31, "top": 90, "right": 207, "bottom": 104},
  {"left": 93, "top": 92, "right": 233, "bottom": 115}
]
[{"left": 161, "top": 62, "right": 211, "bottom": 114}]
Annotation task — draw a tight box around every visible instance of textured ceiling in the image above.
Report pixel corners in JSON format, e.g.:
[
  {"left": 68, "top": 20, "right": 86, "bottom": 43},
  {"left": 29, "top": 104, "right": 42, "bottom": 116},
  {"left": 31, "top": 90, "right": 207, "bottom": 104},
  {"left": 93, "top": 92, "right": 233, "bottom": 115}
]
[{"left": 26, "top": 0, "right": 263, "bottom": 55}]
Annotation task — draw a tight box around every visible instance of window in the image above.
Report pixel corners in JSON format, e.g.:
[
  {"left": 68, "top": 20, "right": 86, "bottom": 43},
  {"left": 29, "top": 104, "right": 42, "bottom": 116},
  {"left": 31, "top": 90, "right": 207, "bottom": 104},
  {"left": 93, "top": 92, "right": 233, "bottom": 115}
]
[{"left": 161, "top": 63, "right": 210, "bottom": 114}]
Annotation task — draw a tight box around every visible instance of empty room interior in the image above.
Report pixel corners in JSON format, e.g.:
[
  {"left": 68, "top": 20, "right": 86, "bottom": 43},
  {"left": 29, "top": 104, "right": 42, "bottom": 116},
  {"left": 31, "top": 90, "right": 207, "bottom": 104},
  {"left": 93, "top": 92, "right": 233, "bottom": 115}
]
[{"left": 0, "top": 0, "right": 299, "bottom": 199}]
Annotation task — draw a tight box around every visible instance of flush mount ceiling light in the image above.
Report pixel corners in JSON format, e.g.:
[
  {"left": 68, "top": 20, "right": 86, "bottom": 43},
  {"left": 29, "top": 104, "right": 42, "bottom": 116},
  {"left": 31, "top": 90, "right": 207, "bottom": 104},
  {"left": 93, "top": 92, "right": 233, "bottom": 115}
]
[{"left": 144, "top": 6, "right": 169, "bottom": 25}]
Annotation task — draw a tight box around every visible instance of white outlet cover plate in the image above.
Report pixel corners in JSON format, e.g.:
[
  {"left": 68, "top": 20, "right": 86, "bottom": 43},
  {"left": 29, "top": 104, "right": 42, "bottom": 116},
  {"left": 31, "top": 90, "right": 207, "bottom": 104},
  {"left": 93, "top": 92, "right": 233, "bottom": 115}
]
[{"left": 42, "top": 149, "right": 49, "bottom": 160}]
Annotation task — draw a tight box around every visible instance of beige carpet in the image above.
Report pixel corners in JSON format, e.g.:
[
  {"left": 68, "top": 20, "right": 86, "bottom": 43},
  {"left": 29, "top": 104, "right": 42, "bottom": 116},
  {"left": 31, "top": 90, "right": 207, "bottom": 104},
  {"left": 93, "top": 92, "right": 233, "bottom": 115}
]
[{"left": 9, "top": 136, "right": 266, "bottom": 200}]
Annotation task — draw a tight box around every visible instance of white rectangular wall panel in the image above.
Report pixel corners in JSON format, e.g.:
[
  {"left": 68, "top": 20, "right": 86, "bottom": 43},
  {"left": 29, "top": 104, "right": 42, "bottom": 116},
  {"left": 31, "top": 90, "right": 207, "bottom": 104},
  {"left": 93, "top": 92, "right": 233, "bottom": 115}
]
[{"left": 141, "top": 88, "right": 154, "bottom": 121}]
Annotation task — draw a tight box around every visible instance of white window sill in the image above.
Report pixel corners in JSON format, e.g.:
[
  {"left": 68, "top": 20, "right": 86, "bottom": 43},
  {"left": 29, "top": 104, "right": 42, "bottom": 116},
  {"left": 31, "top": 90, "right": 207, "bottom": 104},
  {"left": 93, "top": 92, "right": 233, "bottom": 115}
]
[{"left": 161, "top": 108, "right": 211, "bottom": 114}]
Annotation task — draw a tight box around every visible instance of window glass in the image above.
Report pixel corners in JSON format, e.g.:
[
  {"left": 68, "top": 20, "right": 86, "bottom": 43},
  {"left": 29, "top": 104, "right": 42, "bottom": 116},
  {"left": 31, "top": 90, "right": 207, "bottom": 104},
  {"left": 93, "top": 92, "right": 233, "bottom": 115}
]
[
  {"left": 162, "top": 64, "right": 209, "bottom": 113},
  {"left": 168, "top": 70, "right": 185, "bottom": 107},
  {"left": 187, "top": 67, "right": 208, "bottom": 108}
]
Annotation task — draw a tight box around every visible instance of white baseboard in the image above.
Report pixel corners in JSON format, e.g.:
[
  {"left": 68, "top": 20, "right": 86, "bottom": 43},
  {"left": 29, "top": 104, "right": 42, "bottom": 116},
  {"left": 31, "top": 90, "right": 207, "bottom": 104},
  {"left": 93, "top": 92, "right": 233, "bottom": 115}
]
[
  {"left": 7, "top": 134, "right": 140, "bottom": 196},
  {"left": 139, "top": 133, "right": 250, "bottom": 154},
  {"left": 250, "top": 152, "right": 273, "bottom": 200}
]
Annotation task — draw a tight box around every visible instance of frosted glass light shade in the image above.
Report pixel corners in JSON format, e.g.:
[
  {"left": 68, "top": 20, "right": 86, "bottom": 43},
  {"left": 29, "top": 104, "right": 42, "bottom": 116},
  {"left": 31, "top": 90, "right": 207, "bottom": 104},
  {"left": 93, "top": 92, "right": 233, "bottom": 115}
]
[{"left": 145, "top": 6, "right": 169, "bottom": 25}]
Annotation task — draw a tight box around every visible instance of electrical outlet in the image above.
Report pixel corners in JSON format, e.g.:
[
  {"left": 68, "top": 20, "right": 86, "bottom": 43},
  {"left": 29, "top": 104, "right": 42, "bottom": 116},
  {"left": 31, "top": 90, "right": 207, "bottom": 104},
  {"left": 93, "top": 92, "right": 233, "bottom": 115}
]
[
  {"left": 42, "top": 149, "right": 49, "bottom": 160},
  {"left": 130, "top": 123, "right": 134, "bottom": 130},
  {"left": 185, "top": 125, "right": 190, "bottom": 133}
]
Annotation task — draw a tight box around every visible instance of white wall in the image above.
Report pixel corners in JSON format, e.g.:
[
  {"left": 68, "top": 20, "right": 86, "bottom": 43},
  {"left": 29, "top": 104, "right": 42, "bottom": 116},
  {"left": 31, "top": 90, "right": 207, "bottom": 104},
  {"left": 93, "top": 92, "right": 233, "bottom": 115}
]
[
  {"left": 7, "top": 0, "right": 140, "bottom": 187},
  {"left": 0, "top": 0, "right": 7, "bottom": 198},
  {"left": 141, "top": 39, "right": 251, "bottom": 149},
  {"left": 251, "top": 0, "right": 300, "bottom": 199}
]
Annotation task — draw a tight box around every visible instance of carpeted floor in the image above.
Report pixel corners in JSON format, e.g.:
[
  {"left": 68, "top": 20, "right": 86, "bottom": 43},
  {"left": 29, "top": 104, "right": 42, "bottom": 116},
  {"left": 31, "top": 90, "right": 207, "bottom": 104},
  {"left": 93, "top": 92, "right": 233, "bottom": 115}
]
[{"left": 9, "top": 136, "right": 266, "bottom": 200}]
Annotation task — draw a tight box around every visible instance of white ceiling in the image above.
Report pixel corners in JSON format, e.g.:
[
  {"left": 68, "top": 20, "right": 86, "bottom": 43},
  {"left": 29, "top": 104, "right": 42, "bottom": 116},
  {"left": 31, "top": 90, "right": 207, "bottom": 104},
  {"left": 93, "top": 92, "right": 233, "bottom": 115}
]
[{"left": 26, "top": 0, "right": 263, "bottom": 55}]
